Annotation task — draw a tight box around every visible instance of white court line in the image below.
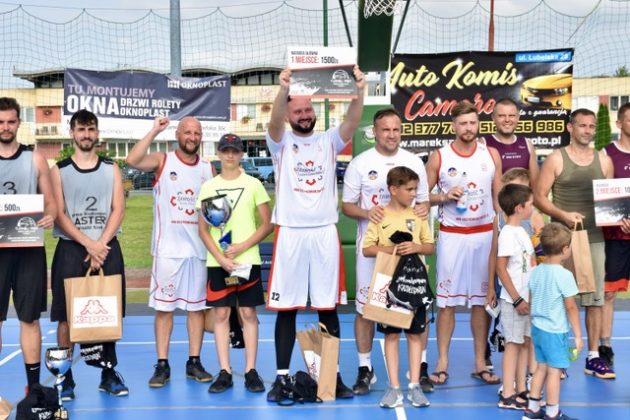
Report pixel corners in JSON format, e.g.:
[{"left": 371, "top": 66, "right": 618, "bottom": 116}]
[
  {"left": 0, "top": 349, "right": 22, "bottom": 366},
  {"left": 378, "top": 338, "right": 407, "bottom": 420}
]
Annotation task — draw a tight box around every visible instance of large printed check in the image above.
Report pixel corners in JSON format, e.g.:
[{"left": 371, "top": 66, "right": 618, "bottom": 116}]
[{"left": 0, "top": 194, "right": 44, "bottom": 247}]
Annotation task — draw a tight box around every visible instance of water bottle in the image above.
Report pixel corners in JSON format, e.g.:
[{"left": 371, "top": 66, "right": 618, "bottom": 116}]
[{"left": 455, "top": 172, "right": 468, "bottom": 213}]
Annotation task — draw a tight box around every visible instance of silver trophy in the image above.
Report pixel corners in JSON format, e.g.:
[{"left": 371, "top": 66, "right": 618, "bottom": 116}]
[
  {"left": 45, "top": 346, "right": 72, "bottom": 420},
  {"left": 201, "top": 194, "right": 232, "bottom": 250}
]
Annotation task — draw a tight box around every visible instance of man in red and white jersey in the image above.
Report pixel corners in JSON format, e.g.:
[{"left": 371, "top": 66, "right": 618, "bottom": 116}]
[
  {"left": 425, "top": 100, "right": 502, "bottom": 385},
  {"left": 265, "top": 66, "right": 365, "bottom": 402},
  {"left": 342, "top": 107, "right": 430, "bottom": 394},
  {"left": 127, "top": 116, "right": 213, "bottom": 388}
]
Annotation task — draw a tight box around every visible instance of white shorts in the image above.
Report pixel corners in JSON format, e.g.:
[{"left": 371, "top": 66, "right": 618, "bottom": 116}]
[
  {"left": 499, "top": 299, "right": 531, "bottom": 344},
  {"left": 436, "top": 227, "right": 492, "bottom": 308},
  {"left": 149, "top": 256, "right": 207, "bottom": 312},
  {"left": 267, "top": 225, "right": 347, "bottom": 310}
]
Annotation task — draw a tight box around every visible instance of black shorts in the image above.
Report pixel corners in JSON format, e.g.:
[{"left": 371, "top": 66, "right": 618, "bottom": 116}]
[
  {"left": 50, "top": 238, "right": 126, "bottom": 322},
  {"left": 206, "top": 265, "right": 264, "bottom": 307},
  {"left": 604, "top": 240, "right": 630, "bottom": 292},
  {"left": 377, "top": 306, "right": 427, "bottom": 335},
  {"left": 0, "top": 247, "right": 47, "bottom": 322}
]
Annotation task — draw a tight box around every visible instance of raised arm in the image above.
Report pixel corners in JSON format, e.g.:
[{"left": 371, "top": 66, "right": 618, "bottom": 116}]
[
  {"left": 267, "top": 68, "right": 291, "bottom": 143},
  {"left": 338, "top": 66, "right": 366, "bottom": 142},
  {"left": 126, "top": 116, "right": 169, "bottom": 172}
]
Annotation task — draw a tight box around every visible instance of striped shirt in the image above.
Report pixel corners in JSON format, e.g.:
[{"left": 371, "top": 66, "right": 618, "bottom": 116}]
[{"left": 529, "top": 263, "right": 578, "bottom": 333}]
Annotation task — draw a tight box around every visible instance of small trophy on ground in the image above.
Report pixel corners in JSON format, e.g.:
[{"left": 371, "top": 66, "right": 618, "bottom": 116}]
[
  {"left": 45, "top": 346, "right": 72, "bottom": 420},
  {"left": 201, "top": 194, "right": 241, "bottom": 286}
]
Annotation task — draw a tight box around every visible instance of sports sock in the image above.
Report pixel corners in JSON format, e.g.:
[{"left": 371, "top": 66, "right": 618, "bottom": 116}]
[
  {"left": 546, "top": 404, "right": 559, "bottom": 418},
  {"left": 275, "top": 310, "right": 297, "bottom": 370},
  {"left": 317, "top": 309, "right": 340, "bottom": 338},
  {"left": 276, "top": 369, "right": 289, "bottom": 376},
  {"left": 600, "top": 337, "right": 611, "bottom": 347},
  {"left": 158, "top": 358, "right": 169, "bottom": 367},
  {"left": 358, "top": 352, "right": 372, "bottom": 369},
  {"left": 188, "top": 356, "right": 199, "bottom": 363},
  {"left": 25, "top": 363, "right": 40, "bottom": 387},
  {"left": 421, "top": 350, "right": 427, "bottom": 364},
  {"left": 528, "top": 396, "right": 541, "bottom": 412},
  {"left": 587, "top": 351, "right": 599, "bottom": 360}
]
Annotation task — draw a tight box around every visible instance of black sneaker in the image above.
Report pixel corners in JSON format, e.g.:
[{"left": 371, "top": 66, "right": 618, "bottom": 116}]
[
  {"left": 186, "top": 359, "right": 213, "bottom": 383},
  {"left": 208, "top": 369, "right": 233, "bottom": 393},
  {"left": 336, "top": 373, "right": 354, "bottom": 399},
  {"left": 352, "top": 366, "right": 376, "bottom": 395},
  {"left": 60, "top": 378, "right": 76, "bottom": 401},
  {"left": 244, "top": 369, "right": 265, "bottom": 393},
  {"left": 149, "top": 361, "right": 170, "bottom": 388},
  {"left": 599, "top": 345, "right": 615, "bottom": 368},
  {"left": 419, "top": 362, "right": 434, "bottom": 393},
  {"left": 267, "top": 374, "right": 289, "bottom": 402},
  {"left": 99, "top": 369, "right": 129, "bottom": 396}
]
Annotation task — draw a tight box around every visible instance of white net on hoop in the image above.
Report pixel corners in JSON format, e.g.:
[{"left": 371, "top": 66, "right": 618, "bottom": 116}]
[{"left": 363, "top": 0, "right": 399, "bottom": 19}]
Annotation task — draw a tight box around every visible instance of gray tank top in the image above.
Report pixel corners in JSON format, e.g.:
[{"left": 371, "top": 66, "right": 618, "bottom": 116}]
[
  {"left": 551, "top": 147, "right": 604, "bottom": 243},
  {"left": 0, "top": 144, "right": 37, "bottom": 194},
  {"left": 53, "top": 156, "right": 117, "bottom": 241}
]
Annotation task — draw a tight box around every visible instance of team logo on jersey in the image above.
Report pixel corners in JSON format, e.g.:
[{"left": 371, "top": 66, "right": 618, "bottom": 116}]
[
  {"left": 447, "top": 167, "right": 457, "bottom": 177},
  {"left": 406, "top": 219, "right": 416, "bottom": 232},
  {"left": 295, "top": 160, "right": 324, "bottom": 186},
  {"left": 370, "top": 188, "right": 390, "bottom": 206},
  {"left": 161, "top": 283, "right": 176, "bottom": 298},
  {"left": 170, "top": 188, "right": 196, "bottom": 216},
  {"left": 169, "top": 171, "right": 178, "bottom": 181},
  {"left": 368, "top": 170, "right": 378, "bottom": 180},
  {"left": 214, "top": 187, "right": 244, "bottom": 211},
  {"left": 292, "top": 144, "right": 299, "bottom": 154}
]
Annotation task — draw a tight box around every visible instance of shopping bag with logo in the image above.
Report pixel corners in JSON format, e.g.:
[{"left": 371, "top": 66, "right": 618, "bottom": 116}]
[
  {"left": 296, "top": 323, "right": 339, "bottom": 401},
  {"left": 362, "top": 247, "right": 414, "bottom": 329},
  {"left": 64, "top": 268, "right": 123, "bottom": 343},
  {"left": 563, "top": 221, "right": 596, "bottom": 294}
]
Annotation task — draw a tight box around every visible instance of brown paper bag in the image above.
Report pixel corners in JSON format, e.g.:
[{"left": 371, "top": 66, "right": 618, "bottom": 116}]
[
  {"left": 204, "top": 308, "right": 215, "bottom": 333},
  {"left": 296, "top": 323, "right": 339, "bottom": 401},
  {"left": 64, "top": 269, "right": 123, "bottom": 343},
  {"left": 362, "top": 248, "right": 414, "bottom": 329},
  {"left": 0, "top": 397, "right": 12, "bottom": 420},
  {"left": 563, "top": 221, "right": 596, "bottom": 294}
]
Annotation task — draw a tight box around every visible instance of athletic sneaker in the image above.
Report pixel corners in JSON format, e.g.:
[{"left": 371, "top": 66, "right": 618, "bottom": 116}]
[
  {"left": 544, "top": 411, "right": 575, "bottom": 419},
  {"left": 336, "top": 373, "right": 354, "bottom": 399},
  {"left": 379, "top": 386, "right": 403, "bottom": 408},
  {"left": 60, "top": 378, "right": 76, "bottom": 401},
  {"left": 244, "top": 369, "right": 265, "bottom": 393},
  {"left": 267, "top": 374, "right": 290, "bottom": 403},
  {"left": 407, "top": 383, "right": 430, "bottom": 407},
  {"left": 99, "top": 369, "right": 129, "bottom": 396},
  {"left": 186, "top": 359, "right": 213, "bottom": 383},
  {"left": 419, "top": 362, "right": 433, "bottom": 393},
  {"left": 584, "top": 357, "right": 616, "bottom": 379},
  {"left": 522, "top": 408, "right": 546, "bottom": 419},
  {"left": 208, "top": 369, "right": 233, "bottom": 393},
  {"left": 598, "top": 345, "right": 615, "bottom": 368},
  {"left": 148, "top": 361, "right": 170, "bottom": 388},
  {"left": 352, "top": 366, "right": 376, "bottom": 395}
]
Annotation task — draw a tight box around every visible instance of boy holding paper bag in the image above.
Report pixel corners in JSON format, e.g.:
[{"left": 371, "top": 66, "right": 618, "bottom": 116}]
[{"left": 363, "top": 166, "right": 435, "bottom": 408}]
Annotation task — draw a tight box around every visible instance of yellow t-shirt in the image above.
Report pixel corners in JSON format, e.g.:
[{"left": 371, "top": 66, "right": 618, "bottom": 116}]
[
  {"left": 363, "top": 206, "right": 434, "bottom": 249},
  {"left": 195, "top": 173, "right": 270, "bottom": 267}
]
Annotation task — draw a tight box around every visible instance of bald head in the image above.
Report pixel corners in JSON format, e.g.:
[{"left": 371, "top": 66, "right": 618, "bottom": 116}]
[
  {"left": 286, "top": 97, "right": 317, "bottom": 135},
  {"left": 176, "top": 116, "right": 202, "bottom": 155}
]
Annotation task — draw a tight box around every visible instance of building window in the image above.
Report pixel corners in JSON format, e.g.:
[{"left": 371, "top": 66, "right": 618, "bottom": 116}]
[
  {"left": 610, "top": 95, "right": 630, "bottom": 111},
  {"left": 22, "top": 107, "right": 35, "bottom": 122},
  {"left": 236, "top": 104, "right": 256, "bottom": 120}
]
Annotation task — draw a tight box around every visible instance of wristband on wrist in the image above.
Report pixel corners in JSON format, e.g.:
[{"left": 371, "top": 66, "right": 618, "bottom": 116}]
[{"left": 512, "top": 296, "right": 524, "bottom": 307}]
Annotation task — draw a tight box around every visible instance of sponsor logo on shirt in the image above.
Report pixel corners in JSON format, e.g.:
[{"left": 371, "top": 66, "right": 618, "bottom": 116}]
[
  {"left": 170, "top": 188, "right": 196, "bottom": 216},
  {"left": 368, "top": 170, "right": 378, "bottom": 180}
]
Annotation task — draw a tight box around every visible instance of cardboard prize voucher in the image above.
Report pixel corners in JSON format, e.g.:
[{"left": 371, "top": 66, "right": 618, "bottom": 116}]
[
  {"left": 0, "top": 194, "right": 44, "bottom": 247},
  {"left": 593, "top": 178, "right": 630, "bottom": 226},
  {"left": 288, "top": 46, "right": 357, "bottom": 99}
]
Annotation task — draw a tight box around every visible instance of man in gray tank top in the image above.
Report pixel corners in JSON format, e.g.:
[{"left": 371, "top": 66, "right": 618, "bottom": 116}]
[
  {"left": 0, "top": 97, "right": 56, "bottom": 393},
  {"left": 50, "top": 109, "right": 128, "bottom": 398},
  {"left": 534, "top": 108, "right": 615, "bottom": 381}
]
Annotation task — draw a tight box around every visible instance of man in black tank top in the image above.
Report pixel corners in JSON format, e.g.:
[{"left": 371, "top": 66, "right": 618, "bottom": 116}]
[
  {"left": 0, "top": 97, "right": 57, "bottom": 392},
  {"left": 50, "top": 110, "right": 128, "bottom": 398},
  {"left": 535, "top": 108, "right": 616, "bottom": 385}
]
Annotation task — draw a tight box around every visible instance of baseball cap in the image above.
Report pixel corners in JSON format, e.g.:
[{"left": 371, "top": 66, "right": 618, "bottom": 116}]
[{"left": 217, "top": 133, "right": 244, "bottom": 152}]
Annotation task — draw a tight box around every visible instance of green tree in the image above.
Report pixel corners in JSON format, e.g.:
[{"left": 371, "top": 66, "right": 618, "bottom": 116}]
[
  {"left": 56, "top": 144, "right": 119, "bottom": 164},
  {"left": 595, "top": 103, "right": 612, "bottom": 151},
  {"left": 614, "top": 65, "right": 629, "bottom": 77}
]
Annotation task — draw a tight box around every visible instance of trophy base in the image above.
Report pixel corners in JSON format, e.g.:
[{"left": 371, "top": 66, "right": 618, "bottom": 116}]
[{"left": 55, "top": 407, "right": 70, "bottom": 420}]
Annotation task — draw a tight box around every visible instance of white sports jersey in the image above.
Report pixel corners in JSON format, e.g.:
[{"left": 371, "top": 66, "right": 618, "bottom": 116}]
[
  {"left": 266, "top": 127, "right": 345, "bottom": 227},
  {"left": 436, "top": 141, "right": 495, "bottom": 227},
  {"left": 342, "top": 147, "right": 430, "bottom": 246},
  {"left": 152, "top": 151, "right": 213, "bottom": 258}
]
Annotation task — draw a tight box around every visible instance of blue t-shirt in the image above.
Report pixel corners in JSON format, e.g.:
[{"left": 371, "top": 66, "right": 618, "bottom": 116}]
[{"left": 529, "top": 263, "right": 579, "bottom": 333}]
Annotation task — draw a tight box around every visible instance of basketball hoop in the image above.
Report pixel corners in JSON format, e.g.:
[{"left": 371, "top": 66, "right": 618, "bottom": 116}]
[{"left": 363, "top": 0, "right": 400, "bottom": 19}]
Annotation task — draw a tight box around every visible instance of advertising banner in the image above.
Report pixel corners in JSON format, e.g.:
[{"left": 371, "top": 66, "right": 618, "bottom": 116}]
[
  {"left": 593, "top": 178, "right": 630, "bottom": 226},
  {"left": 391, "top": 49, "right": 574, "bottom": 155},
  {"left": 288, "top": 47, "right": 357, "bottom": 99},
  {"left": 63, "top": 69, "right": 230, "bottom": 142}
]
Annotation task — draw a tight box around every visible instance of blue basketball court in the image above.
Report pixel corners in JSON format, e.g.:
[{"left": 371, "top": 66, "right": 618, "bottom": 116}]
[{"left": 1, "top": 309, "right": 629, "bottom": 419}]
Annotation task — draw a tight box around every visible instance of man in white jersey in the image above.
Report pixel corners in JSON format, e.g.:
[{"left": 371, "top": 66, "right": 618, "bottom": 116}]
[
  {"left": 50, "top": 109, "right": 128, "bottom": 397},
  {"left": 425, "top": 100, "right": 502, "bottom": 385},
  {"left": 127, "top": 116, "right": 213, "bottom": 388},
  {"left": 265, "top": 66, "right": 365, "bottom": 402},
  {"left": 342, "top": 107, "right": 431, "bottom": 394},
  {"left": 0, "top": 97, "right": 56, "bottom": 393}
]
